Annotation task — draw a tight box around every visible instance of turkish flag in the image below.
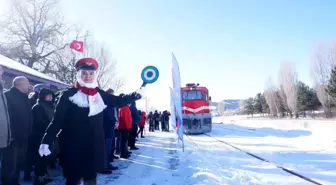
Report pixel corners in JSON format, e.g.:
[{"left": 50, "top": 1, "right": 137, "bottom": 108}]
[{"left": 70, "top": 40, "right": 84, "bottom": 52}]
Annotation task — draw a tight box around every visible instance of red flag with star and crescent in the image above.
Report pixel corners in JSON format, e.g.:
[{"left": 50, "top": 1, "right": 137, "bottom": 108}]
[{"left": 70, "top": 40, "right": 84, "bottom": 52}]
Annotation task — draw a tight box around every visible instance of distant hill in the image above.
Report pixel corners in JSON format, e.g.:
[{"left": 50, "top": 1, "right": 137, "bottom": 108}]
[
  {"left": 211, "top": 99, "right": 241, "bottom": 115},
  {"left": 210, "top": 101, "right": 218, "bottom": 107},
  {"left": 222, "top": 99, "right": 241, "bottom": 111}
]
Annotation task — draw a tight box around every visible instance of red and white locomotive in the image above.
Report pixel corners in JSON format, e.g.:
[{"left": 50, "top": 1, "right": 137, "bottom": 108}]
[{"left": 181, "top": 83, "right": 212, "bottom": 134}]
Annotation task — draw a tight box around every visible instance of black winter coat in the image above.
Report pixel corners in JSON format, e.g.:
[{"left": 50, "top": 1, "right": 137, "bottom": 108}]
[
  {"left": 41, "top": 87, "right": 138, "bottom": 178},
  {"left": 103, "top": 106, "right": 117, "bottom": 139},
  {"left": 4, "top": 87, "right": 33, "bottom": 142},
  {"left": 30, "top": 100, "right": 54, "bottom": 163}
]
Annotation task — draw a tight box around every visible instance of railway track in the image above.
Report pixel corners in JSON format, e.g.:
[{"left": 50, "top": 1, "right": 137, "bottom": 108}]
[{"left": 186, "top": 133, "right": 323, "bottom": 185}]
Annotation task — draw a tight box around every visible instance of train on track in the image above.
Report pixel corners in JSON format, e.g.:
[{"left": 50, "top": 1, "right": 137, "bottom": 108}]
[{"left": 182, "top": 83, "right": 212, "bottom": 134}]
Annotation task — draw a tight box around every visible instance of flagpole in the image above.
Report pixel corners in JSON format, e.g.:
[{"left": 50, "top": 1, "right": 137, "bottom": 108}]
[
  {"left": 70, "top": 40, "right": 84, "bottom": 85},
  {"left": 145, "top": 97, "right": 148, "bottom": 113}
]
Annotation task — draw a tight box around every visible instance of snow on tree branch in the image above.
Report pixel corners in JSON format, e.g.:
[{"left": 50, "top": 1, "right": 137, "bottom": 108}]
[
  {"left": 310, "top": 42, "right": 336, "bottom": 117},
  {"left": 0, "top": 0, "right": 73, "bottom": 72},
  {"left": 279, "top": 61, "right": 298, "bottom": 117}
]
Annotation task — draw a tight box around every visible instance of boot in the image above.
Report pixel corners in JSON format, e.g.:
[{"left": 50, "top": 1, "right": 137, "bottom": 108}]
[
  {"left": 99, "top": 169, "right": 112, "bottom": 174},
  {"left": 83, "top": 179, "right": 97, "bottom": 185},
  {"left": 130, "top": 146, "right": 139, "bottom": 150},
  {"left": 120, "top": 153, "right": 130, "bottom": 159},
  {"left": 65, "top": 178, "right": 81, "bottom": 185},
  {"left": 33, "top": 176, "right": 52, "bottom": 185},
  {"left": 108, "top": 164, "right": 118, "bottom": 170}
]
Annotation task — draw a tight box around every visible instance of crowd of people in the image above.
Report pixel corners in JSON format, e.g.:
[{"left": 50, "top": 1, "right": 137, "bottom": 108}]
[
  {"left": 147, "top": 110, "right": 171, "bottom": 132},
  {"left": 0, "top": 58, "right": 164, "bottom": 185}
]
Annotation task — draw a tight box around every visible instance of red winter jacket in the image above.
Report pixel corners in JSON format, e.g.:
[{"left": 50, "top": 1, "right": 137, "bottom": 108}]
[
  {"left": 118, "top": 106, "right": 132, "bottom": 129},
  {"left": 139, "top": 111, "right": 146, "bottom": 127}
]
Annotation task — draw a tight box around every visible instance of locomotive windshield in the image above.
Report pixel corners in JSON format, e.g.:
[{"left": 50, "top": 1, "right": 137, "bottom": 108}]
[{"left": 183, "top": 90, "right": 203, "bottom": 100}]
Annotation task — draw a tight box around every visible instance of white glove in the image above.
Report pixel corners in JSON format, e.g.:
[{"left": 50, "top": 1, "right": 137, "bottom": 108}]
[
  {"left": 115, "top": 122, "right": 119, "bottom": 129},
  {"left": 38, "top": 144, "right": 51, "bottom": 157}
]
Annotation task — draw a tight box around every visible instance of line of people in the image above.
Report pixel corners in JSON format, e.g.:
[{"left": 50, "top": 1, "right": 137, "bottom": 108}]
[
  {"left": 147, "top": 110, "right": 171, "bottom": 132},
  {"left": 0, "top": 66, "right": 59, "bottom": 185},
  {"left": 100, "top": 90, "right": 147, "bottom": 174},
  {"left": 0, "top": 58, "right": 147, "bottom": 185}
]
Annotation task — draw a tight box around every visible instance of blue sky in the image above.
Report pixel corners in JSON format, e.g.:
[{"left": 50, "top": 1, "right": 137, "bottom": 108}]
[{"left": 2, "top": 0, "right": 336, "bottom": 111}]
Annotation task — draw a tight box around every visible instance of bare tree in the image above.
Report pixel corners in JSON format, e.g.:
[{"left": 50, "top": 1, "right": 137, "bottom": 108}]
[
  {"left": 279, "top": 62, "right": 298, "bottom": 117},
  {"left": 52, "top": 49, "right": 76, "bottom": 84},
  {"left": 311, "top": 42, "right": 335, "bottom": 117},
  {"left": 278, "top": 85, "right": 289, "bottom": 114},
  {"left": 82, "top": 35, "right": 124, "bottom": 91},
  {"left": 0, "top": 0, "right": 73, "bottom": 74},
  {"left": 51, "top": 29, "right": 125, "bottom": 91},
  {"left": 264, "top": 76, "right": 282, "bottom": 117},
  {"left": 264, "top": 76, "right": 277, "bottom": 117},
  {"left": 51, "top": 29, "right": 90, "bottom": 85}
]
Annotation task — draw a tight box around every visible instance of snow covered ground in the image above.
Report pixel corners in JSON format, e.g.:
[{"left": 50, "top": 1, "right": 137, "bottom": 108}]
[{"left": 17, "top": 117, "right": 336, "bottom": 184}]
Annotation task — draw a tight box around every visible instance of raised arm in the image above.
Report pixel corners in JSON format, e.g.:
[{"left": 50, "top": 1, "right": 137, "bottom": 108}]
[
  {"left": 98, "top": 89, "right": 141, "bottom": 108},
  {"left": 41, "top": 90, "right": 70, "bottom": 145}
]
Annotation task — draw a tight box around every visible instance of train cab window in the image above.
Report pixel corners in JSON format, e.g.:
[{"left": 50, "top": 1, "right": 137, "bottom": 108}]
[
  {"left": 183, "top": 90, "right": 203, "bottom": 100},
  {"left": 204, "top": 93, "right": 208, "bottom": 101}
]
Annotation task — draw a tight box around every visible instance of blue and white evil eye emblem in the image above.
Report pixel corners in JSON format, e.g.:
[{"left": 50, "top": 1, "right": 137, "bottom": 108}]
[{"left": 141, "top": 66, "right": 159, "bottom": 84}]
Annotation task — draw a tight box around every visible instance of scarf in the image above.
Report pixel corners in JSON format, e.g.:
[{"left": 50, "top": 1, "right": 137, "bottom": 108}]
[
  {"left": 75, "top": 82, "right": 97, "bottom": 96},
  {"left": 69, "top": 81, "right": 106, "bottom": 116}
]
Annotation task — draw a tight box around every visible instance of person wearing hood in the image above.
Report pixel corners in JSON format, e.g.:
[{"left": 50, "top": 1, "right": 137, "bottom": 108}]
[
  {"left": 29, "top": 88, "right": 55, "bottom": 185},
  {"left": 29, "top": 84, "right": 49, "bottom": 107},
  {"left": 129, "top": 102, "right": 141, "bottom": 150},
  {"left": 26, "top": 84, "right": 50, "bottom": 180},
  {"left": 38, "top": 58, "right": 144, "bottom": 185}
]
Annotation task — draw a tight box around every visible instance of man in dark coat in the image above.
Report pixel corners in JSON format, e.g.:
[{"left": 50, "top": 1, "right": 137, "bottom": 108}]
[
  {"left": 1, "top": 76, "right": 33, "bottom": 185},
  {"left": 129, "top": 102, "right": 140, "bottom": 150},
  {"left": 154, "top": 110, "right": 160, "bottom": 130},
  {"left": 110, "top": 107, "right": 120, "bottom": 160},
  {"left": 38, "top": 58, "right": 143, "bottom": 185},
  {"left": 161, "top": 110, "right": 171, "bottom": 132},
  {"left": 147, "top": 111, "right": 154, "bottom": 132},
  {"left": 100, "top": 88, "right": 118, "bottom": 174}
]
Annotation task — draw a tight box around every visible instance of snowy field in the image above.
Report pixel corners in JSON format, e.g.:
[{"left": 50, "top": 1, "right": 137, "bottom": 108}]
[
  {"left": 17, "top": 117, "right": 336, "bottom": 185},
  {"left": 186, "top": 116, "right": 336, "bottom": 185}
]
